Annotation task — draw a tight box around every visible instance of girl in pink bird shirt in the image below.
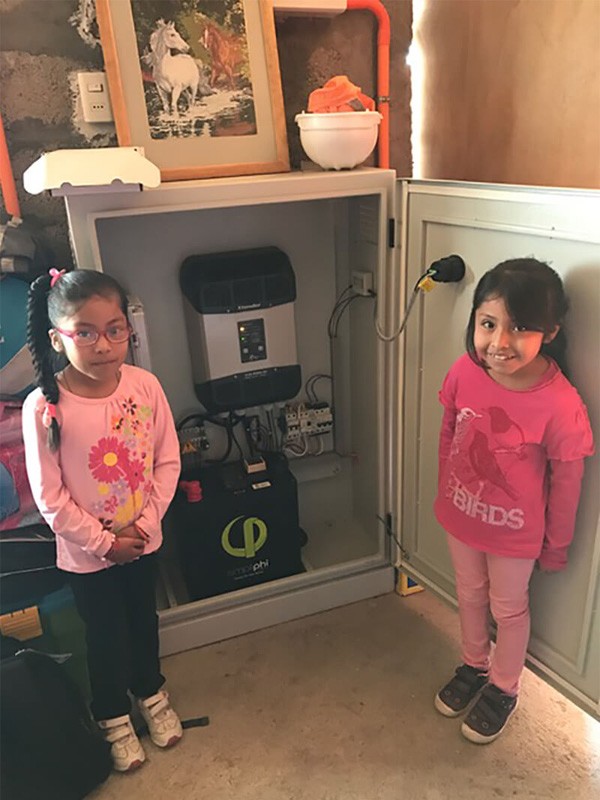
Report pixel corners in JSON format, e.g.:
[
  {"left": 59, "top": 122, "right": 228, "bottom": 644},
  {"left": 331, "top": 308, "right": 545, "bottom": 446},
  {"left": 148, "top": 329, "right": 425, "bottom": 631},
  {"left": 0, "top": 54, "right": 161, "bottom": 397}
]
[
  {"left": 433, "top": 259, "right": 594, "bottom": 744},
  {"left": 23, "top": 268, "right": 183, "bottom": 772}
]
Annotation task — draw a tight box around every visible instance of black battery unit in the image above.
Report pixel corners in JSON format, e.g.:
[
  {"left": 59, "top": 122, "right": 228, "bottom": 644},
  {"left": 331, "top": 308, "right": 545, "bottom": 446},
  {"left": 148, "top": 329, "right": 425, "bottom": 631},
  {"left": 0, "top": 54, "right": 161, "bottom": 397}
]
[{"left": 172, "top": 454, "right": 305, "bottom": 601}]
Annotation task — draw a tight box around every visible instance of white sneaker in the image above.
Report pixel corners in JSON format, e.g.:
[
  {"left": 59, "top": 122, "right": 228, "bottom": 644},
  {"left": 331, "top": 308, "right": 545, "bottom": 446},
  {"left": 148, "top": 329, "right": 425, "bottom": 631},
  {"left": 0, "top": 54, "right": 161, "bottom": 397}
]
[
  {"left": 138, "top": 690, "right": 183, "bottom": 748},
  {"left": 98, "top": 714, "right": 146, "bottom": 772}
]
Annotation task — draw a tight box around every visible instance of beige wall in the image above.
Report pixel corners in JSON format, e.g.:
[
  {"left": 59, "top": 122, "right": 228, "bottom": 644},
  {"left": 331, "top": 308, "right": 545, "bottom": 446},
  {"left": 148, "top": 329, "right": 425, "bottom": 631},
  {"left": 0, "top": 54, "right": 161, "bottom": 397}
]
[{"left": 417, "top": 0, "right": 600, "bottom": 188}]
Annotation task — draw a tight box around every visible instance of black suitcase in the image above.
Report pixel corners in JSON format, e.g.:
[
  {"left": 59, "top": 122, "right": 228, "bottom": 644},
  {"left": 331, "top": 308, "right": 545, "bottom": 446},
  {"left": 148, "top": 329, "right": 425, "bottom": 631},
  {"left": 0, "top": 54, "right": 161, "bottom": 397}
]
[
  {"left": 0, "top": 640, "right": 112, "bottom": 800},
  {"left": 0, "top": 523, "right": 65, "bottom": 611}
]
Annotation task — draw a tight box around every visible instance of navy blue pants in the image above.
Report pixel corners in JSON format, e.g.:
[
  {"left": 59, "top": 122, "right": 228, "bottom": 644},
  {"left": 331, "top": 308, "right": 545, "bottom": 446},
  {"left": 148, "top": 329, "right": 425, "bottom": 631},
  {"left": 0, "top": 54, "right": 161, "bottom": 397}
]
[{"left": 68, "top": 553, "right": 165, "bottom": 721}]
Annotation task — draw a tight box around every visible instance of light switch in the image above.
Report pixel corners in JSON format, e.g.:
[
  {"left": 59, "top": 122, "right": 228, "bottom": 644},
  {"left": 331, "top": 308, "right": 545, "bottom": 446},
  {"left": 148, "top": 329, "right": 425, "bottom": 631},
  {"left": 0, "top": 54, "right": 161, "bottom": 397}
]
[{"left": 77, "top": 71, "right": 114, "bottom": 123}]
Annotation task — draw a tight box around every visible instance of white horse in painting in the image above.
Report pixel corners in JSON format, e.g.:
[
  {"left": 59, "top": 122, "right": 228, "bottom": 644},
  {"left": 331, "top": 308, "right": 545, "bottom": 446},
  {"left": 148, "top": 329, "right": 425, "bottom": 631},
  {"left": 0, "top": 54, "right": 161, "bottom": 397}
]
[{"left": 144, "top": 20, "right": 199, "bottom": 115}]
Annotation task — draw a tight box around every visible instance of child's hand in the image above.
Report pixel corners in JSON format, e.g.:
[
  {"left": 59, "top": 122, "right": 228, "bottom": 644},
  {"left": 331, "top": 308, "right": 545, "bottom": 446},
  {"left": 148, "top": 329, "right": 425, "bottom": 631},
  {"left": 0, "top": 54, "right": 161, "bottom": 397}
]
[
  {"left": 107, "top": 536, "right": 145, "bottom": 564},
  {"left": 538, "top": 563, "right": 563, "bottom": 573},
  {"left": 118, "top": 524, "right": 150, "bottom": 543},
  {"left": 536, "top": 559, "right": 565, "bottom": 573}
]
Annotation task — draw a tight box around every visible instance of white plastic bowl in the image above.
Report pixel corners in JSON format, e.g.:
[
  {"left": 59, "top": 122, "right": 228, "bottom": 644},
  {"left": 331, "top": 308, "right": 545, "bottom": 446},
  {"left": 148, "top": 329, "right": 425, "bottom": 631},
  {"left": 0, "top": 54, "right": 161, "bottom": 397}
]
[{"left": 295, "top": 111, "right": 382, "bottom": 170}]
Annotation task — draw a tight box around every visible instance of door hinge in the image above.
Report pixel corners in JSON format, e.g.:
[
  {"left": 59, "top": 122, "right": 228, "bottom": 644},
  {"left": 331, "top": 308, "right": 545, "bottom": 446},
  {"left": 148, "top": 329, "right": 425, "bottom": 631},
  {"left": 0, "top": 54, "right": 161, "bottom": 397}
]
[{"left": 388, "top": 218, "right": 396, "bottom": 248}]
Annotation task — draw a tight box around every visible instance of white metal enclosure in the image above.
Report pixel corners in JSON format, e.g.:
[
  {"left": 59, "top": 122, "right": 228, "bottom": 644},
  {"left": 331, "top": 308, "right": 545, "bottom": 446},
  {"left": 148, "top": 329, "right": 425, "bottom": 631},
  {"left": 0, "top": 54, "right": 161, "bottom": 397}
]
[
  {"left": 61, "top": 170, "right": 599, "bottom": 719},
  {"left": 62, "top": 169, "right": 398, "bottom": 654},
  {"left": 398, "top": 180, "right": 600, "bottom": 718}
]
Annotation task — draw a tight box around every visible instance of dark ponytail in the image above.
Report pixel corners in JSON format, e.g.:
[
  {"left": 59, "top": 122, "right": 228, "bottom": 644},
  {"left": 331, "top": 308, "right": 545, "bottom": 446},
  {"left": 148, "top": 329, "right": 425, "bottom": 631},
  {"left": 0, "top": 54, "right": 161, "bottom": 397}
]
[{"left": 27, "top": 274, "right": 61, "bottom": 450}]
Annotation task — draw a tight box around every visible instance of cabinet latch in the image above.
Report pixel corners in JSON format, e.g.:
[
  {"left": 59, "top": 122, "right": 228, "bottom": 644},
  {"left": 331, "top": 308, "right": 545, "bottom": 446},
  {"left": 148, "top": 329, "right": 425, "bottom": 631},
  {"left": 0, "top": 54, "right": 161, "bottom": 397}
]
[{"left": 387, "top": 218, "right": 396, "bottom": 248}]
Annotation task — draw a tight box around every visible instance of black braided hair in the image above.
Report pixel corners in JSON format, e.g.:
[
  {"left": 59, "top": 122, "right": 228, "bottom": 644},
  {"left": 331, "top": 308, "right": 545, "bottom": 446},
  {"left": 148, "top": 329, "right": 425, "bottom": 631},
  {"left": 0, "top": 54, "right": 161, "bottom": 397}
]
[
  {"left": 465, "top": 258, "right": 570, "bottom": 377},
  {"left": 26, "top": 270, "right": 129, "bottom": 451},
  {"left": 27, "top": 274, "right": 61, "bottom": 450}
]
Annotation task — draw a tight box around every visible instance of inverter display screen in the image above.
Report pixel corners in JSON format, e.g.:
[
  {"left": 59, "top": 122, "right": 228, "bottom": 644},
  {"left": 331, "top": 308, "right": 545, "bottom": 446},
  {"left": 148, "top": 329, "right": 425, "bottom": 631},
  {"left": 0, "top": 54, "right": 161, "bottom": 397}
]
[{"left": 238, "top": 319, "right": 267, "bottom": 363}]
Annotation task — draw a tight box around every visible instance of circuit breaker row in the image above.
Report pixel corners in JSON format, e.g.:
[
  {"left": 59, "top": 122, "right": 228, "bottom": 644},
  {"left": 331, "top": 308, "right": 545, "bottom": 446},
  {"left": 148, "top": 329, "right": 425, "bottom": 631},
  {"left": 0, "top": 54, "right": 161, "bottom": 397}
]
[{"left": 284, "top": 403, "right": 334, "bottom": 441}]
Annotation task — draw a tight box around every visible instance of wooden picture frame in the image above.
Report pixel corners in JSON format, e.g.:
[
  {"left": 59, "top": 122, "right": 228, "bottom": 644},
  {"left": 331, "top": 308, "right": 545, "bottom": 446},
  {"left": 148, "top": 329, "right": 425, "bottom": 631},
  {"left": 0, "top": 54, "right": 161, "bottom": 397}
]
[{"left": 96, "top": 0, "right": 290, "bottom": 181}]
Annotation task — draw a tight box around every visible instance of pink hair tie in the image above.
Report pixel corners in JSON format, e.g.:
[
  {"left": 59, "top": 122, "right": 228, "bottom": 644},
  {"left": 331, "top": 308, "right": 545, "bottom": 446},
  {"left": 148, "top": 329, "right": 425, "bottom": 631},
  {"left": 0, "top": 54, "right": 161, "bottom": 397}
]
[
  {"left": 49, "top": 268, "right": 66, "bottom": 287},
  {"left": 42, "top": 402, "right": 57, "bottom": 429}
]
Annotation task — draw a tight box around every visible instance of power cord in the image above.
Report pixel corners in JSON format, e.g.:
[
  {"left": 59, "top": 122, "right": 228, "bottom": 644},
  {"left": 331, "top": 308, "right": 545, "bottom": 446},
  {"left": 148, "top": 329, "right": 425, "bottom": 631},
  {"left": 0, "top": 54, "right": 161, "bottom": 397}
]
[
  {"left": 374, "top": 284, "right": 420, "bottom": 342},
  {"left": 375, "top": 255, "right": 466, "bottom": 342}
]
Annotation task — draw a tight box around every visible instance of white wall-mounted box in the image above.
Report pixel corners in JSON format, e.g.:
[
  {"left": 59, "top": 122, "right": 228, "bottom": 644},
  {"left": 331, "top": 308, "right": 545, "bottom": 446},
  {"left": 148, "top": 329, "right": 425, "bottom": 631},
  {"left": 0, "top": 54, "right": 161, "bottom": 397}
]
[{"left": 59, "top": 169, "right": 600, "bottom": 719}]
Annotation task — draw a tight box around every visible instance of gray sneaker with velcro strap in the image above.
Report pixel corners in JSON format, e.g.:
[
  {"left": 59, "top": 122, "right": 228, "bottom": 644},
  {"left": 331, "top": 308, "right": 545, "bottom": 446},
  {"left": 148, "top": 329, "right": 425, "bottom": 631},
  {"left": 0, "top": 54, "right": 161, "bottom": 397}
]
[
  {"left": 434, "top": 663, "right": 489, "bottom": 717},
  {"left": 461, "top": 683, "right": 518, "bottom": 743}
]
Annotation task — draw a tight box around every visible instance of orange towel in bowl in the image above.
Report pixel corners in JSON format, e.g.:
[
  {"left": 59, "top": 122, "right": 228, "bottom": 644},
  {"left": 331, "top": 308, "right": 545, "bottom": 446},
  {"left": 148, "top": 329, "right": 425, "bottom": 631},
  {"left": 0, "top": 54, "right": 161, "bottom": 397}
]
[{"left": 307, "top": 76, "right": 375, "bottom": 113}]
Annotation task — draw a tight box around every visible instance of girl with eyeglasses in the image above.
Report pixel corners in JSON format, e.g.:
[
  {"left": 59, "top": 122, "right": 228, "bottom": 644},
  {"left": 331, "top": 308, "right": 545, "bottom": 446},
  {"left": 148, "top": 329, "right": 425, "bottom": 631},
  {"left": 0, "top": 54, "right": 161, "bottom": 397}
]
[{"left": 23, "top": 268, "right": 183, "bottom": 772}]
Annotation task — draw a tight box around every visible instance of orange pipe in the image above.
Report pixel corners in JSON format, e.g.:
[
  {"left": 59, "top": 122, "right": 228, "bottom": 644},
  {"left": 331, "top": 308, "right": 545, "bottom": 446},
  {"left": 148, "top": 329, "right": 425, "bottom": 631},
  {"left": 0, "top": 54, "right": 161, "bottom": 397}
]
[
  {"left": 0, "top": 112, "right": 21, "bottom": 218},
  {"left": 346, "top": 0, "right": 390, "bottom": 169}
]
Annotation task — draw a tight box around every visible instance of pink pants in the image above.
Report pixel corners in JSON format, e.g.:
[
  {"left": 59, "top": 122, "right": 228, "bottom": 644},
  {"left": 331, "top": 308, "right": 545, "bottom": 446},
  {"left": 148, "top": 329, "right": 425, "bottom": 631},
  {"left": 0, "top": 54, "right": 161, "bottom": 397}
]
[{"left": 447, "top": 534, "right": 536, "bottom": 696}]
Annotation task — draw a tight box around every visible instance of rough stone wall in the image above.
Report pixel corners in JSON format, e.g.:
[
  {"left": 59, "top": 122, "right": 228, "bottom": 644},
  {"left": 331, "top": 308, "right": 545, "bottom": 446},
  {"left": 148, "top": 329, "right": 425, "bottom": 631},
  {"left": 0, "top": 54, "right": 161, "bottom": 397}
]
[
  {"left": 1, "top": 0, "right": 115, "bottom": 266},
  {"left": 0, "top": 0, "right": 412, "bottom": 268}
]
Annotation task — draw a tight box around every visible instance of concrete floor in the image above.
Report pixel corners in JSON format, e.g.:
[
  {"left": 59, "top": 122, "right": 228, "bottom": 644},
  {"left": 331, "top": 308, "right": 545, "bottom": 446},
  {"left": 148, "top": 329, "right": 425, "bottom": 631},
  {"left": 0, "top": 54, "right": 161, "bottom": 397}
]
[{"left": 89, "top": 590, "right": 599, "bottom": 800}]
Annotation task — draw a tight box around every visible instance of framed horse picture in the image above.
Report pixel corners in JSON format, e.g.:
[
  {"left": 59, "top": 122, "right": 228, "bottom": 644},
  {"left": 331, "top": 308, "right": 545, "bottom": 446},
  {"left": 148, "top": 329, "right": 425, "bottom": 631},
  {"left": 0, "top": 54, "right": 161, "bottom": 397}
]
[{"left": 96, "top": 0, "right": 290, "bottom": 181}]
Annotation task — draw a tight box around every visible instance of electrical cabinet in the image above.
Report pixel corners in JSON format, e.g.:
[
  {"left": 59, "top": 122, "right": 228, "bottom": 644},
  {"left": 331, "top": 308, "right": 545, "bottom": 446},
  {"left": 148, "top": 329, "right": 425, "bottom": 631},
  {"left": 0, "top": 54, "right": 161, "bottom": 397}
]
[{"left": 62, "top": 169, "right": 600, "bottom": 719}]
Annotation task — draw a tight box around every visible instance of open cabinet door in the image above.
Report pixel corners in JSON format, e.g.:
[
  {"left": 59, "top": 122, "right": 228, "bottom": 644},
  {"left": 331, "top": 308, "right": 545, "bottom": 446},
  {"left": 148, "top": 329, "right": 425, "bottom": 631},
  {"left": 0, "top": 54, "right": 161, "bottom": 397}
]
[{"left": 397, "top": 180, "right": 600, "bottom": 719}]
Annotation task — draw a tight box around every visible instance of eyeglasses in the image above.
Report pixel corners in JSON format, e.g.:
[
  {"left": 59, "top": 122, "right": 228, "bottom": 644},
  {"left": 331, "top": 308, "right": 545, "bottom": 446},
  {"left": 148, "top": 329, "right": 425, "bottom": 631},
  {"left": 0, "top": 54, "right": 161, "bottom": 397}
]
[{"left": 54, "top": 324, "right": 132, "bottom": 347}]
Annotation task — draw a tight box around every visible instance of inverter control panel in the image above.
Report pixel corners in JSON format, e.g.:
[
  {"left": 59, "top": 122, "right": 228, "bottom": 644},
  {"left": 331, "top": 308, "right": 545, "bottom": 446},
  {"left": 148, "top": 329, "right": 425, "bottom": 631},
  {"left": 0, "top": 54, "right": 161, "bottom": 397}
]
[{"left": 180, "top": 247, "right": 301, "bottom": 413}]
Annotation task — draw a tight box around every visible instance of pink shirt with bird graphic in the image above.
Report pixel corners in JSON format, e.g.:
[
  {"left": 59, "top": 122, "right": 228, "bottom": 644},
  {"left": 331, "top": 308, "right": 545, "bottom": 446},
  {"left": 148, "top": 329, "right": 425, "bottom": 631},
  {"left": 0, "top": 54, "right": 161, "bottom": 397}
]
[{"left": 434, "top": 354, "right": 594, "bottom": 567}]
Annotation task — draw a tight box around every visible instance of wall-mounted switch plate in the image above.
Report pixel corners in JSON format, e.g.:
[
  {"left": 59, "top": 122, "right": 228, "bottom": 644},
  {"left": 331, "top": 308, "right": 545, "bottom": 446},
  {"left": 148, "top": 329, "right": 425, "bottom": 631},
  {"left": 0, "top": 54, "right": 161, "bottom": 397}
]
[
  {"left": 77, "top": 71, "right": 114, "bottom": 123},
  {"left": 351, "top": 270, "right": 374, "bottom": 296}
]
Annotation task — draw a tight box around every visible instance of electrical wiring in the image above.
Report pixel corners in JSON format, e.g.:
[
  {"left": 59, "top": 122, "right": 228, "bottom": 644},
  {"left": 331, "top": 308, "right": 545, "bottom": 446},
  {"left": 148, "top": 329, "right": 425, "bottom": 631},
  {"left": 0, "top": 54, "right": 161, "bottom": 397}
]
[
  {"left": 374, "top": 268, "right": 436, "bottom": 342},
  {"left": 228, "top": 413, "right": 245, "bottom": 461},
  {"left": 308, "top": 435, "right": 324, "bottom": 456},
  {"left": 244, "top": 415, "right": 271, "bottom": 455},
  {"left": 176, "top": 411, "right": 207, "bottom": 431},
  {"left": 259, "top": 424, "right": 271, "bottom": 449},
  {"left": 328, "top": 294, "right": 356, "bottom": 338},
  {"left": 207, "top": 424, "right": 233, "bottom": 465},
  {"left": 282, "top": 430, "right": 328, "bottom": 459},
  {"left": 176, "top": 410, "right": 243, "bottom": 431},
  {"left": 256, "top": 407, "right": 272, "bottom": 450},
  {"left": 329, "top": 292, "right": 376, "bottom": 339},
  {"left": 283, "top": 434, "right": 308, "bottom": 458},
  {"left": 374, "top": 287, "right": 420, "bottom": 342},
  {"left": 243, "top": 417, "right": 256, "bottom": 455},
  {"left": 304, "top": 373, "right": 332, "bottom": 404},
  {"left": 266, "top": 407, "right": 279, "bottom": 451},
  {"left": 176, "top": 409, "right": 245, "bottom": 465},
  {"left": 327, "top": 285, "right": 354, "bottom": 338}
]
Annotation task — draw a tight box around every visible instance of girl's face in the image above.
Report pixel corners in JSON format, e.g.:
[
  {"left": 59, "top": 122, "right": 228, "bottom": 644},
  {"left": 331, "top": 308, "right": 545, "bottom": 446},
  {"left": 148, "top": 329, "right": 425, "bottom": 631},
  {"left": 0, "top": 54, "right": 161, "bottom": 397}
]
[
  {"left": 49, "top": 294, "right": 129, "bottom": 386},
  {"left": 473, "top": 295, "right": 558, "bottom": 388}
]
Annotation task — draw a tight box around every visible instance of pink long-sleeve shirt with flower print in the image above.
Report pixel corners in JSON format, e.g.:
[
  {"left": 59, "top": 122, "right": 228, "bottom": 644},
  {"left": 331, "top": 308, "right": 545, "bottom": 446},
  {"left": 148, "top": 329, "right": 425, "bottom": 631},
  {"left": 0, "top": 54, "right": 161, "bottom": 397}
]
[{"left": 23, "top": 364, "right": 181, "bottom": 573}]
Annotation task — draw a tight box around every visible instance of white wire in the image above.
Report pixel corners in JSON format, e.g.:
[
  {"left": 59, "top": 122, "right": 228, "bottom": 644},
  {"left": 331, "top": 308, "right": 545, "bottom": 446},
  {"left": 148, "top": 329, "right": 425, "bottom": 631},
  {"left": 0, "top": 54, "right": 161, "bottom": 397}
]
[
  {"left": 374, "top": 288, "right": 420, "bottom": 342},
  {"left": 309, "top": 436, "right": 324, "bottom": 456},
  {"left": 284, "top": 434, "right": 308, "bottom": 458}
]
